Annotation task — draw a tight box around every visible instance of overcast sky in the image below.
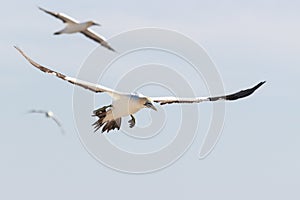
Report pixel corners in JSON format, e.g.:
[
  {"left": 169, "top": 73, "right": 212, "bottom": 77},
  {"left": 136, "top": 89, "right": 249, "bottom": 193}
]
[{"left": 1, "top": 0, "right": 299, "bottom": 199}]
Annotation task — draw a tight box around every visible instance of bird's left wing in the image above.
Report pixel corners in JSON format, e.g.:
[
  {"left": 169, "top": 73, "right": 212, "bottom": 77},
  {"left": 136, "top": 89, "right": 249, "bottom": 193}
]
[
  {"left": 38, "top": 7, "right": 78, "bottom": 23},
  {"left": 81, "top": 29, "right": 116, "bottom": 52},
  {"left": 27, "top": 109, "right": 47, "bottom": 114},
  {"left": 14, "top": 47, "right": 120, "bottom": 96},
  {"left": 151, "top": 81, "right": 265, "bottom": 105}
]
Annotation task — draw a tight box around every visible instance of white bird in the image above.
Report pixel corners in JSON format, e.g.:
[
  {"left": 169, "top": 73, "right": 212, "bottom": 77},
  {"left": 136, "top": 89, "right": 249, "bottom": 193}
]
[
  {"left": 27, "top": 109, "right": 65, "bottom": 134},
  {"left": 15, "top": 47, "right": 265, "bottom": 133},
  {"left": 38, "top": 7, "right": 115, "bottom": 52}
]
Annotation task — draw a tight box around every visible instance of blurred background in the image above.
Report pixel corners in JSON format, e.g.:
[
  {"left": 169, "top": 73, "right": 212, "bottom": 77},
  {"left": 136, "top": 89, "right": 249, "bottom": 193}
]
[{"left": 0, "top": 0, "right": 299, "bottom": 199}]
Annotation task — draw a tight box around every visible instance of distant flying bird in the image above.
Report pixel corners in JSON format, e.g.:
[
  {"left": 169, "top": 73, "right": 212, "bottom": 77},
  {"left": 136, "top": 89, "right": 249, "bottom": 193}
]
[
  {"left": 38, "top": 7, "right": 116, "bottom": 52},
  {"left": 27, "top": 109, "right": 65, "bottom": 134},
  {"left": 15, "top": 47, "right": 265, "bottom": 133}
]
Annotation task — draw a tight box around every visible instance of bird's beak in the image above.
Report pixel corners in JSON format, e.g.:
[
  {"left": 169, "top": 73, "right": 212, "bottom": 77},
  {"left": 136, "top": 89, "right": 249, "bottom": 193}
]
[
  {"left": 93, "top": 22, "right": 101, "bottom": 26},
  {"left": 149, "top": 104, "right": 157, "bottom": 111}
]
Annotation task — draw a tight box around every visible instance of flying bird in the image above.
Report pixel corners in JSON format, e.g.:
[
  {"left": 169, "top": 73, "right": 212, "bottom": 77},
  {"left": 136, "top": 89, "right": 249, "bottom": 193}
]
[
  {"left": 15, "top": 47, "right": 265, "bottom": 133},
  {"left": 38, "top": 7, "right": 115, "bottom": 52},
  {"left": 27, "top": 109, "right": 65, "bottom": 134}
]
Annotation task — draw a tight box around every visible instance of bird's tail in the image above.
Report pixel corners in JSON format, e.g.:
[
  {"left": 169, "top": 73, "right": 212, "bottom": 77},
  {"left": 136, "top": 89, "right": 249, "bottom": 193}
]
[
  {"left": 92, "top": 105, "right": 121, "bottom": 133},
  {"left": 54, "top": 31, "right": 62, "bottom": 35}
]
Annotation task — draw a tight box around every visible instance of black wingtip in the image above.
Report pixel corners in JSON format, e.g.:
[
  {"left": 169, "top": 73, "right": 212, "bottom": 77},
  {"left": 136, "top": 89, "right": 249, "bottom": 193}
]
[
  {"left": 14, "top": 45, "right": 22, "bottom": 54},
  {"left": 224, "top": 81, "right": 266, "bottom": 101},
  {"left": 258, "top": 80, "right": 266, "bottom": 86},
  {"left": 107, "top": 46, "right": 116, "bottom": 52},
  {"left": 252, "top": 81, "right": 266, "bottom": 91},
  {"left": 38, "top": 6, "right": 45, "bottom": 12}
]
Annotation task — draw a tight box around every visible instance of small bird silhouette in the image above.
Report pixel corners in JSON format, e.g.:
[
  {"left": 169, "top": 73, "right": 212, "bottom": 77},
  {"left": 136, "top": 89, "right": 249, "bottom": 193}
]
[
  {"left": 38, "top": 7, "right": 116, "bottom": 52},
  {"left": 27, "top": 109, "right": 65, "bottom": 134}
]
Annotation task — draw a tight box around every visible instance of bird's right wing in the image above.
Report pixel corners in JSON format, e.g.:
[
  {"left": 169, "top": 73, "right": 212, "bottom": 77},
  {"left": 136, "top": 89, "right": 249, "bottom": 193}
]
[
  {"left": 81, "top": 29, "right": 116, "bottom": 52},
  {"left": 152, "top": 81, "right": 265, "bottom": 105},
  {"left": 38, "top": 7, "right": 78, "bottom": 24},
  {"left": 15, "top": 47, "right": 120, "bottom": 96},
  {"left": 49, "top": 115, "right": 65, "bottom": 134},
  {"left": 50, "top": 116, "right": 62, "bottom": 127}
]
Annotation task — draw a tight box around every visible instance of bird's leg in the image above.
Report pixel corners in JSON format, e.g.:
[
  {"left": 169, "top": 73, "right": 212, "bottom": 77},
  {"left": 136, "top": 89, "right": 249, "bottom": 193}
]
[{"left": 128, "top": 114, "right": 136, "bottom": 128}]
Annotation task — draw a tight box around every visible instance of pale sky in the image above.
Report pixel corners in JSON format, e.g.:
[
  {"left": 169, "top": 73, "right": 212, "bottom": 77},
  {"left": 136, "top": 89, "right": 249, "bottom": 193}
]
[{"left": 1, "top": 0, "right": 299, "bottom": 199}]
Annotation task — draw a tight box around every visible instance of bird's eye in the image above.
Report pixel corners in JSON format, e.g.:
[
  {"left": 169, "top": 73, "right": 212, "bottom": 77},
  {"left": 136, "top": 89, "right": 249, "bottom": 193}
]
[{"left": 144, "top": 102, "right": 151, "bottom": 106}]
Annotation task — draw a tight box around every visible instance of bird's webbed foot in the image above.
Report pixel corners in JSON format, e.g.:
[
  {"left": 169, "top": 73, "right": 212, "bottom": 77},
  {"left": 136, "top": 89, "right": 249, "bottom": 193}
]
[{"left": 128, "top": 114, "right": 136, "bottom": 128}]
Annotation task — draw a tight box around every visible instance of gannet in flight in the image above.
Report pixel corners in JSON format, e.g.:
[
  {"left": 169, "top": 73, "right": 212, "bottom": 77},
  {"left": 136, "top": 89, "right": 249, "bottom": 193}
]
[
  {"left": 38, "top": 7, "right": 115, "bottom": 52},
  {"left": 15, "top": 47, "right": 265, "bottom": 133},
  {"left": 27, "top": 109, "right": 65, "bottom": 134}
]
